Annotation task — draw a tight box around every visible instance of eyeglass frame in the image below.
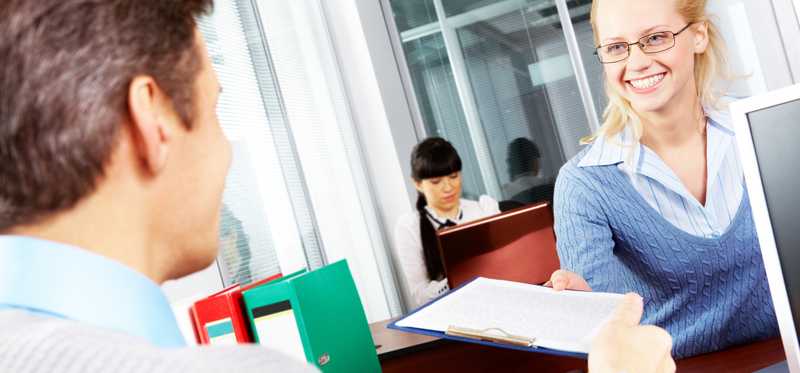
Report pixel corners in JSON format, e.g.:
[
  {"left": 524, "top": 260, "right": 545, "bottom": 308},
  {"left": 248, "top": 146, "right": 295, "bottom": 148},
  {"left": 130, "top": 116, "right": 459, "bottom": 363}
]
[{"left": 593, "top": 23, "right": 695, "bottom": 64}]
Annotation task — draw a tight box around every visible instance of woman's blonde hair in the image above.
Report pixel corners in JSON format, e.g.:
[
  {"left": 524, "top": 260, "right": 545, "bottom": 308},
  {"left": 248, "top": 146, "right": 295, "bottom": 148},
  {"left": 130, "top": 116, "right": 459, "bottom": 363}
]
[{"left": 585, "top": 0, "right": 729, "bottom": 144}]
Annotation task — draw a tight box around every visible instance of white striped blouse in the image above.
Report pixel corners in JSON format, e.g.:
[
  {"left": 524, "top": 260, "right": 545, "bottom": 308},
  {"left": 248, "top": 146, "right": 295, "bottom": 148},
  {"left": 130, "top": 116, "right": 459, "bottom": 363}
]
[{"left": 577, "top": 108, "right": 743, "bottom": 239}]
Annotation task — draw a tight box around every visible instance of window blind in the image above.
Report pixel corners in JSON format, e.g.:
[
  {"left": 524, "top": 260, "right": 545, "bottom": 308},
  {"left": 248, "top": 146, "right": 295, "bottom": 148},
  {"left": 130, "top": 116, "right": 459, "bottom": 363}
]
[{"left": 197, "top": 0, "right": 324, "bottom": 286}]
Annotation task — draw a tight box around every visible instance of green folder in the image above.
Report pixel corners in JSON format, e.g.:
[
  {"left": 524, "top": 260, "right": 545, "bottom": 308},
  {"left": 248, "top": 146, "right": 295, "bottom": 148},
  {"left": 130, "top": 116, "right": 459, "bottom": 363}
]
[{"left": 242, "top": 260, "right": 380, "bottom": 373}]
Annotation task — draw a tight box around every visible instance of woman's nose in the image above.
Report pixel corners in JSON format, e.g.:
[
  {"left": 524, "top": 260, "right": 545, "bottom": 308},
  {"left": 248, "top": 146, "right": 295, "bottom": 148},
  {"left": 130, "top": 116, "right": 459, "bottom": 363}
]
[
  {"left": 626, "top": 44, "right": 653, "bottom": 71},
  {"left": 442, "top": 179, "right": 453, "bottom": 191}
]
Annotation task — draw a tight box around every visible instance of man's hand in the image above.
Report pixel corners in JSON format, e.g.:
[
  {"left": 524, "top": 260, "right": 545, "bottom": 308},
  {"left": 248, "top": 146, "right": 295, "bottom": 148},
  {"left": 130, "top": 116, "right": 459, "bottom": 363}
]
[
  {"left": 547, "top": 269, "right": 592, "bottom": 291},
  {"left": 588, "top": 293, "right": 675, "bottom": 373}
]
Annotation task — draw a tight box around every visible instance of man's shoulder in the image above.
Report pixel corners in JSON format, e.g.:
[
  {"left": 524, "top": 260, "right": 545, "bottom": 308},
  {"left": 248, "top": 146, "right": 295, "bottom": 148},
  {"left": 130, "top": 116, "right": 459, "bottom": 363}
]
[{"left": 0, "top": 310, "right": 317, "bottom": 373}]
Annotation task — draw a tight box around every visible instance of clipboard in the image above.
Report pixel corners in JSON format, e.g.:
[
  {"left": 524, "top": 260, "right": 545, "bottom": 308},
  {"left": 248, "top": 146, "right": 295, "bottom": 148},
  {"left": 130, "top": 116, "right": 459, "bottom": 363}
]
[{"left": 388, "top": 277, "right": 621, "bottom": 359}]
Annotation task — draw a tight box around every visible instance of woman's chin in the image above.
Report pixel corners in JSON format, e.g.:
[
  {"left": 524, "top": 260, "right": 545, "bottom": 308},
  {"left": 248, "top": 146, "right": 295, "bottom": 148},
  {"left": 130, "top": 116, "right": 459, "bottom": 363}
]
[
  {"left": 628, "top": 95, "right": 671, "bottom": 115},
  {"left": 624, "top": 80, "right": 687, "bottom": 115},
  {"left": 437, "top": 200, "right": 458, "bottom": 212}
]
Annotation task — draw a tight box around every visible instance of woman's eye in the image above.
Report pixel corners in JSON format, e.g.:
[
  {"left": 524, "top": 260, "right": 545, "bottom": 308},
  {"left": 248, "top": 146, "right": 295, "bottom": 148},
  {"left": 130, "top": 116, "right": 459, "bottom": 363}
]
[
  {"left": 605, "top": 43, "right": 627, "bottom": 55},
  {"left": 647, "top": 33, "right": 669, "bottom": 45},
  {"left": 430, "top": 178, "right": 441, "bottom": 185}
]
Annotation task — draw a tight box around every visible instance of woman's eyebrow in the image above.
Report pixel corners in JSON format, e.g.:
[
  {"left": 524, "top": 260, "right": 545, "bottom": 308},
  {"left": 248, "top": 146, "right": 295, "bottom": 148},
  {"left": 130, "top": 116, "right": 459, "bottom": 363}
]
[
  {"left": 600, "top": 37, "right": 625, "bottom": 45},
  {"left": 600, "top": 24, "right": 671, "bottom": 44},
  {"left": 639, "top": 24, "right": 671, "bottom": 36}
]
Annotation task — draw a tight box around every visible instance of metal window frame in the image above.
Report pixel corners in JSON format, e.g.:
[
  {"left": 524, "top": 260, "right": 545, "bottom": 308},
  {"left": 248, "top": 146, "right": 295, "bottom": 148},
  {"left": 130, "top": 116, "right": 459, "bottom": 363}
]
[
  {"left": 555, "top": 0, "right": 601, "bottom": 132},
  {"left": 431, "top": 0, "right": 503, "bottom": 198}
]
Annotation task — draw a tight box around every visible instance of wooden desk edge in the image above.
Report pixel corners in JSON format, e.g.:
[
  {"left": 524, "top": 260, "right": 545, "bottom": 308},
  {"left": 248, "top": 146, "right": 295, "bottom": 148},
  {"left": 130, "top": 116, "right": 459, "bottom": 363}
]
[{"left": 370, "top": 318, "right": 785, "bottom": 372}]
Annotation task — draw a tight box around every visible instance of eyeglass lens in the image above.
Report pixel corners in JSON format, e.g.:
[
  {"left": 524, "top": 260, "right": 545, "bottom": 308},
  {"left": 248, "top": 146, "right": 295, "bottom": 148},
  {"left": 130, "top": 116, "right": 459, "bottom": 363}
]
[{"left": 597, "top": 31, "right": 677, "bottom": 63}]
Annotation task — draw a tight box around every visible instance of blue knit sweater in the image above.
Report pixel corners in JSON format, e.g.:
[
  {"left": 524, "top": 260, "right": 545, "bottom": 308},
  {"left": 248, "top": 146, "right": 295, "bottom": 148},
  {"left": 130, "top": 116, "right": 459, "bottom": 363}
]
[{"left": 554, "top": 148, "right": 779, "bottom": 358}]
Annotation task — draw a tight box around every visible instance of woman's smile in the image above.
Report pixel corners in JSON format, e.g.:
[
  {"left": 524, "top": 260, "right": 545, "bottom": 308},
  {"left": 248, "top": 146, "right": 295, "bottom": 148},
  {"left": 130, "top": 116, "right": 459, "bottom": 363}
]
[{"left": 627, "top": 72, "right": 667, "bottom": 93}]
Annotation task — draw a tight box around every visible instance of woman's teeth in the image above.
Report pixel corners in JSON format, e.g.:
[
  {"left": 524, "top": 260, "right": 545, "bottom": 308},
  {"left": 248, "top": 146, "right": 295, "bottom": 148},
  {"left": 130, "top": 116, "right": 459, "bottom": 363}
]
[{"left": 629, "top": 73, "right": 665, "bottom": 89}]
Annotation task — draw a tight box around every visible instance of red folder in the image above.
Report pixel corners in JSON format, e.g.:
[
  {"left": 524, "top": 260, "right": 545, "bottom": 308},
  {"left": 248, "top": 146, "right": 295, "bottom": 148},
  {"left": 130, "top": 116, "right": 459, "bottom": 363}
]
[{"left": 189, "top": 273, "right": 283, "bottom": 345}]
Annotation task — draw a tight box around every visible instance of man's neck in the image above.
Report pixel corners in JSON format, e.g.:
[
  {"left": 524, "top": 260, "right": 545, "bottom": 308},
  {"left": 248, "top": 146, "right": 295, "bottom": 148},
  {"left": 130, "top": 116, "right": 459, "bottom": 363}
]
[{"left": 8, "top": 183, "right": 166, "bottom": 283}]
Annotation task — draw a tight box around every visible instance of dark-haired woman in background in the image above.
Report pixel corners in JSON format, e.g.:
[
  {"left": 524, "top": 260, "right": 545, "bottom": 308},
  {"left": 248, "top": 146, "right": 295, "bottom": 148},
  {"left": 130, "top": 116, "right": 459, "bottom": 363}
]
[{"left": 393, "top": 137, "right": 499, "bottom": 309}]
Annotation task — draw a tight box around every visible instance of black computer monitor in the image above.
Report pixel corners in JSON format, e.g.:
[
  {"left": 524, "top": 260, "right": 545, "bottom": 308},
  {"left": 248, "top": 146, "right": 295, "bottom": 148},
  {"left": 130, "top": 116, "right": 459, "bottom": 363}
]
[{"left": 733, "top": 84, "right": 800, "bottom": 372}]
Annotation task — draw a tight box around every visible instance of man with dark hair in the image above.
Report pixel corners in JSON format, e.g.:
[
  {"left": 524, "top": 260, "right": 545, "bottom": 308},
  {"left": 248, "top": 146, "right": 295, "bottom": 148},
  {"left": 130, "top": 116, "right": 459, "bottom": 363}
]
[
  {"left": 0, "top": 1, "right": 674, "bottom": 372},
  {"left": 503, "top": 137, "right": 555, "bottom": 204},
  {"left": 0, "top": 1, "right": 313, "bottom": 371}
]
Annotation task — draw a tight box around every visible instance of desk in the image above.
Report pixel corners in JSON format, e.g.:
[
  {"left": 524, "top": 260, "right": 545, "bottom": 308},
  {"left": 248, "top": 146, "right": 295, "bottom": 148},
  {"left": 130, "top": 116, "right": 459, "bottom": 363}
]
[{"left": 370, "top": 319, "right": 785, "bottom": 372}]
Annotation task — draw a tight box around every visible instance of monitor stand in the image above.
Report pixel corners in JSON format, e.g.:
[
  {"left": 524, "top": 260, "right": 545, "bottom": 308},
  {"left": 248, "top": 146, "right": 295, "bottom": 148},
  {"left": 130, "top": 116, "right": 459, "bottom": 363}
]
[{"left": 754, "top": 360, "right": 789, "bottom": 373}]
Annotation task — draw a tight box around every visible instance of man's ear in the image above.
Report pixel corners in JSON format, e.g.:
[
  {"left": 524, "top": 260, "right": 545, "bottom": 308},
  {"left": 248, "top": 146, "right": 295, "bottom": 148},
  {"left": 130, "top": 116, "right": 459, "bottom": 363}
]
[{"left": 127, "top": 76, "right": 171, "bottom": 175}]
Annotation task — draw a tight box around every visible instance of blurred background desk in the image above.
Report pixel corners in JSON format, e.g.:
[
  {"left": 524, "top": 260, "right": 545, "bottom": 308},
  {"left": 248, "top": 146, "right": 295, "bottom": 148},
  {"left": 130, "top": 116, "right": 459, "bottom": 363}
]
[{"left": 370, "top": 319, "right": 785, "bottom": 373}]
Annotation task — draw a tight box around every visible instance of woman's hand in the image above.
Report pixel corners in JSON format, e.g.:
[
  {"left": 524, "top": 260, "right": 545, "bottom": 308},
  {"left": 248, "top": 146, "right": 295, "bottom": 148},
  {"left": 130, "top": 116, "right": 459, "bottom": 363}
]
[
  {"left": 589, "top": 293, "right": 675, "bottom": 373},
  {"left": 546, "top": 269, "right": 592, "bottom": 291}
]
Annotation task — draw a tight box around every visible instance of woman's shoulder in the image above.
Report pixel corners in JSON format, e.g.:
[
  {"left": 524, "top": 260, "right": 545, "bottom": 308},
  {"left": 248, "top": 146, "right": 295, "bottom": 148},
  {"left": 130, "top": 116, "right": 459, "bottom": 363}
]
[
  {"left": 703, "top": 93, "right": 750, "bottom": 127},
  {"left": 461, "top": 195, "right": 500, "bottom": 215},
  {"left": 557, "top": 147, "right": 608, "bottom": 184},
  {"left": 554, "top": 148, "right": 625, "bottom": 201},
  {"left": 394, "top": 209, "right": 420, "bottom": 233},
  {"left": 705, "top": 94, "right": 745, "bottom": 126}
]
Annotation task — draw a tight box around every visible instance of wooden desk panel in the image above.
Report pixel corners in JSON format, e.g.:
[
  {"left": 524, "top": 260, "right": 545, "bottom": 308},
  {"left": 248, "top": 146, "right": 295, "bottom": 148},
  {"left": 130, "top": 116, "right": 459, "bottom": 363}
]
[
  {"left": 371, "top": 319, "right": 586, "bottom": 373},
  {"left": 371, "top": 319, "right": 785, "bottom": 373},
  {"left": 676, "top": 338, "right": 785, "bottom": 373},
  {"left": 437, "top": 203, "right": 559, "bottom": 289}
]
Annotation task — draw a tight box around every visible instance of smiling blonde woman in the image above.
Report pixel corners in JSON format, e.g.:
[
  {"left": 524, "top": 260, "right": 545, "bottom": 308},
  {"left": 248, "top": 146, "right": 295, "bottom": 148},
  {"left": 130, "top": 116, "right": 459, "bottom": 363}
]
[{"left": 548, "top": 0, "right": 779, "bottom": 358}]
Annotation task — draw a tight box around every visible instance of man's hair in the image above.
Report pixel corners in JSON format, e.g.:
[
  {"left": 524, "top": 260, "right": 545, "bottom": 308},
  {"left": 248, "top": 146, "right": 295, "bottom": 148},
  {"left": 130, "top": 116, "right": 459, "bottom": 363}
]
[
  {"left": 506, "top": 137, "right": 540, "bottom": 178},
  {"left": 0, "top": 0, "right": 213, "bottom": 230}
]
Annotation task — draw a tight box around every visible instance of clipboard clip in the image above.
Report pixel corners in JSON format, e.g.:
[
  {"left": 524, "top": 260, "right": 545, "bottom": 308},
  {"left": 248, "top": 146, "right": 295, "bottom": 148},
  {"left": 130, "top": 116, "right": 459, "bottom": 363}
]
[{"left": 446, "top": 325, "right": 537, "bottom": 348}]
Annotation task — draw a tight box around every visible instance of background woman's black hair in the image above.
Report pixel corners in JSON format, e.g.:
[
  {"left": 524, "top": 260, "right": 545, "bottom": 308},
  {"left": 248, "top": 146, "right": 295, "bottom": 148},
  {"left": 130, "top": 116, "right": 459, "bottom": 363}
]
[{"left": 410, "top": 137, "right": 462, "bottom": 281}]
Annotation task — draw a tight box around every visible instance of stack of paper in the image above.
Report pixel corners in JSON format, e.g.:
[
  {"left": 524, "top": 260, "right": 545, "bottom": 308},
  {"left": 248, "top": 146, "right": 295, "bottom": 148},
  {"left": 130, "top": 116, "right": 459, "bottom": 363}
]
[{"left": 394, "top": 277, "right": 624, "bottom": 354}]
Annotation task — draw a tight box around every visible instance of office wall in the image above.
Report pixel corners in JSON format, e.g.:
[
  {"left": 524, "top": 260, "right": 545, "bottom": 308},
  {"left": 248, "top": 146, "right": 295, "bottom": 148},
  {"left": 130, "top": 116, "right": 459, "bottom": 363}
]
[
  {"left": 778, "top": 0, "right": 800, "bottom": 81},
  {"left": 255, "top": 0, "right": 404, "bottom": 321},
  {"left": 709, "top": 0, "right": 797, "bottom": 95},
  {"left": 322, "top": 0, "right": 423, "bottom": 312}
]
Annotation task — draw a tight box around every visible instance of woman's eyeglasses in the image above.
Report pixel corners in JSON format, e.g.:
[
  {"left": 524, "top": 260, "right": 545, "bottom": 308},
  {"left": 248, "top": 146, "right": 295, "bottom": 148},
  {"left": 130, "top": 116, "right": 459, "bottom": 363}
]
[{"left": 594, "top": 23, "right": 694, "bottom": 64}]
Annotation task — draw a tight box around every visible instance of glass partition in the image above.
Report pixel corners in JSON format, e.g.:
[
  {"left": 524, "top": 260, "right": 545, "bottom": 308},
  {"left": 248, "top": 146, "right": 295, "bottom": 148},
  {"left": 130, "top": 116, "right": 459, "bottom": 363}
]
[
  {"left": 388, "top": 0, "right": 601, "bottom": 204},
  {"left": 402, "top": 32, "right": 488, "bottom": 199}
]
